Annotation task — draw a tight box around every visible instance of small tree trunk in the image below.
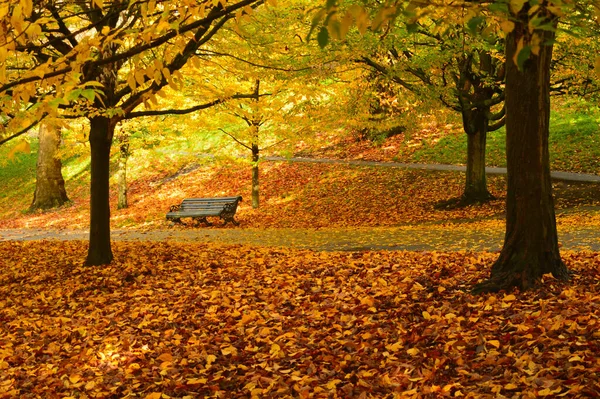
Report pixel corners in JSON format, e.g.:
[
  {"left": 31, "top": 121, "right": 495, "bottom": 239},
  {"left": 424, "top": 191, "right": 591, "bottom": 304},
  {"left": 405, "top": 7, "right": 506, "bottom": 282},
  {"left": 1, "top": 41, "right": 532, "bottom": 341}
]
[
  {"left": 30, "top": 123, "right": 69, "bottom": 210},
  {"left": 86, "top": 116, "right": 114, "bottom": 266},
  {"left": 473, "top": 10, "right": 568, "bottom": 293},
  {"left": 251, "top": 143, "right": 259, "bottom": 209},
  {"left": 117, "top": 140, "right": 129, "bottom": 210},
  {"left": 463, "top": 110, "right": 493, "bottom": 203}
]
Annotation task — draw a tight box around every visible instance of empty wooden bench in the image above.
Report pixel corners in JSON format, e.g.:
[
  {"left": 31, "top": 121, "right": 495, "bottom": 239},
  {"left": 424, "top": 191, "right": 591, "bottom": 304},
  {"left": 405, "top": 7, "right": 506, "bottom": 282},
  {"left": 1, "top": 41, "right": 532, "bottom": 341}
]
[{"left": 166, "top": 196, "right": 242, "bottom": 226}]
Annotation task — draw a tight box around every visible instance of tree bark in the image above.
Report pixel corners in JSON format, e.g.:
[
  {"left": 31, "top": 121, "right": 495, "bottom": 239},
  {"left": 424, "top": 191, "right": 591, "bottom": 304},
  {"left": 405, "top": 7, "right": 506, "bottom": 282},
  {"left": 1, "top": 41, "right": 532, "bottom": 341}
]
[
  {"left": 463, "top": 110, "right": 493, "bottom": 203},
  {"left": 117, "top": 139, "right": 129, "bottom": 210},
  {"left": 251, "top": 143, "right": 259, "bottom": 209},
  {"left": 30, "top": 123, "right": 69, "bottom": 210},
  {"left": 85, "top": 116, "right": 114, "bottom": 266},
  {"left": 473, "top": 9, "right": 569, "bottom": 293}
]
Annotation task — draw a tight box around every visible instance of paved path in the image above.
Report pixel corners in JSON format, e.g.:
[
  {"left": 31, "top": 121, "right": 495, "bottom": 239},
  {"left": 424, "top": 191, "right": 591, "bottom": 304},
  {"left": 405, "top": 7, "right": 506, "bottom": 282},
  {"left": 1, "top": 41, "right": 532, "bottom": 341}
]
[
  {"left": 265, "top": 156, "right": 600, "bottom": 183},
  {"left": 1, "top": 225, "right": 598, "bottom": 252}
]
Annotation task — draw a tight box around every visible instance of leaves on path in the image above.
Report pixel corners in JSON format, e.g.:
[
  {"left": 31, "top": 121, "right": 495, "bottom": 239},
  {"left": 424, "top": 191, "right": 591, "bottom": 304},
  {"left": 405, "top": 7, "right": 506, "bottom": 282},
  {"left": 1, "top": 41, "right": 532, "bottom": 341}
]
[{"left": 1, "top": 241, "right": 600, "bottom": 398}]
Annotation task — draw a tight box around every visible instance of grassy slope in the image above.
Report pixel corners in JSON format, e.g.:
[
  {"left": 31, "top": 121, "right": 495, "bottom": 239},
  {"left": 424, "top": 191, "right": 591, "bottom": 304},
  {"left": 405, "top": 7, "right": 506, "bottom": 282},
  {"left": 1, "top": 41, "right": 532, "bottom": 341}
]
[{"left": 410, "top": 103, "right": 600, "bottom": 173}]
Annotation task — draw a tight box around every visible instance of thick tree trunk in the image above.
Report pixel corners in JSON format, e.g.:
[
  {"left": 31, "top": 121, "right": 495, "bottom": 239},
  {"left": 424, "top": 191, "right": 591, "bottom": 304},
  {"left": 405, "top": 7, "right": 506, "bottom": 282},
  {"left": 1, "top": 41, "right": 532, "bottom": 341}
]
[
  {"left": 251, "top": 144, "right": 259, "bottom": 209},
  {"left": 86, "top": 116, "right": 114, "bottom": 266},
  {"left": 463, "top": 110, "right": 493, "bottom": 203},
  {"left": 117, "top": 141, "right": 129, "bottom": 210},
  {"left": 30, "top": 123, "right": 69, "bottom": 210},
  {"left": 473, "top": 11, "right": 568, "bottom": 293}
]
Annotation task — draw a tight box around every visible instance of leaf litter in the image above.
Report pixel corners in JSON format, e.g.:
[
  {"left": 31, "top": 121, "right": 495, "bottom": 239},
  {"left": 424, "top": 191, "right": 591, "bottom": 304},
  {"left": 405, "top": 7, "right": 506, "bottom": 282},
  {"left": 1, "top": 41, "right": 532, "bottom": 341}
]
[{"left": 1, "top": 241, "right": 600, "bottom": 398}]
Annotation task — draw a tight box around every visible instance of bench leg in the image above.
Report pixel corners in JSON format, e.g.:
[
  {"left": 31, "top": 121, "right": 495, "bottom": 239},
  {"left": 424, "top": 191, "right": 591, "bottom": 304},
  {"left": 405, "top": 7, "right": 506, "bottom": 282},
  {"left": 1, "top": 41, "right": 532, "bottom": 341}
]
[
  {"left": 222, "top": 216, "right": 239, "bottom": 226},
  {"left": 193, "top": 217, "right": 213, "bottom": 226}
]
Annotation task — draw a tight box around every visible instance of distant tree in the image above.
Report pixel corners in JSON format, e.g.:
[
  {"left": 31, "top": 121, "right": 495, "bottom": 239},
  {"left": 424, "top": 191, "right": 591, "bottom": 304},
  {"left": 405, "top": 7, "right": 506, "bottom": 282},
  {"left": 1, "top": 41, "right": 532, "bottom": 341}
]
[
  {"left": 356, "top": 19, "right": 505, "bottom": 205},
  {"left": 115, "top": 130, "right": 130, "bottom": 210},
  {"left": 30, "top": 123, "right": 70, "bottom": 211}
]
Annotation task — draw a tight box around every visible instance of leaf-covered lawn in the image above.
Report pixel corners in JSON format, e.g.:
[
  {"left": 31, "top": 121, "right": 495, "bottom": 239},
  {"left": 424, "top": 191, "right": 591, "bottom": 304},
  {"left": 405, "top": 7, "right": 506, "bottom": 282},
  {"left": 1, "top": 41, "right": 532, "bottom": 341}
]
[
  {"left": 1, "top": 162, "right": 599, "bottom": 231},
  {"left": 2, "top": 241, "right": 600, "bottom": 398}
]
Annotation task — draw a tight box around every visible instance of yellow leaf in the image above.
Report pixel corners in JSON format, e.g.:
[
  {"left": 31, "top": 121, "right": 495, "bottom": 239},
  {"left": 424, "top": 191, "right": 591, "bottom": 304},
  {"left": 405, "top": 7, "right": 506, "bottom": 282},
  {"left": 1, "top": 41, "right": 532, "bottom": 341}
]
[
  {"left": 510, "top": 0, "right": 527, "bottom": 14},
  {"left": 241, "top": 312, "right": 255, "bottom": 324},
  {"left": 20, "top": 0, "right": 32, "bottom": 17},
  {"left": 487, "top": 340, "right": 500, "bottom": 348},
  {"left": 406, "top": 348, "right": 419, "bottom": 356},
  {"left": 187, "top": 378, "right": 207, "bottom": 385},
  {"left": 221, "top": 346, "right": 237, "bottom": 356},
  {"left": 84, "top": 381, "right": 96, "bottom": 390},
  {"left": 325, "top": 379, "right": 342, "bottom": 389},
  {"left": 69, "top": 374, "right": 81, "bottom": 384},
  {"left": 360, "top": 296, "right": 374, "bottom": 306},
  {"left": 422, "top": 311, "right": 431, "bottom": 320},
  {"left": 504, "top": 383, "right": 518, "bottom": 390},
  {"left": 503, "top": 294, "right": 516, "bottom": 302},
  {"left": 157, "top": 353, "right": 173, "bottom": 362},
  {"left": 144, "top": 393, "right": 162, "bottom": 399},
  {"left": 7, "top": 140, "right": 31, "bottom": 160}
]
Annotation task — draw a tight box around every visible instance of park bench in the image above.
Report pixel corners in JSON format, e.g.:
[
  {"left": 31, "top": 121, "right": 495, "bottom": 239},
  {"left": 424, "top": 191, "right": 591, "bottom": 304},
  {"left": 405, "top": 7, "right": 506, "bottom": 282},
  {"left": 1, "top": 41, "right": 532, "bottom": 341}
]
[{"left": 166, "top": 196, "right": 242, "bottom": 226}]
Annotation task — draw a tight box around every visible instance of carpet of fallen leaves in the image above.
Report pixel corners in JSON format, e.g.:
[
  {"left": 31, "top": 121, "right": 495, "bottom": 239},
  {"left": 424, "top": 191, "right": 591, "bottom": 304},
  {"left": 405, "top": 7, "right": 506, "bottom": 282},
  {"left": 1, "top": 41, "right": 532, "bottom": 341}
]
[
  {"left": 1, "top": 161, "right": 599, "bottom": 232},
  {"left": 1, "top": 241, "right": 600, "bottom": 398}
]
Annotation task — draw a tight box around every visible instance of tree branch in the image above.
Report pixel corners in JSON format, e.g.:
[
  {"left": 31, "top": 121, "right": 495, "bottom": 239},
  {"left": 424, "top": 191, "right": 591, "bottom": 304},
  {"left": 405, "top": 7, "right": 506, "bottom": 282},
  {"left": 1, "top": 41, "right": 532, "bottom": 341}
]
[
  {"left": 0, "top": 116, "right": 45, "bottom": 146},
  {"left": 219, "top": 128, "right": 252, "bottom": 150},
  {"left": 126, "top": 93, "right": 257, "bottom": 118}
]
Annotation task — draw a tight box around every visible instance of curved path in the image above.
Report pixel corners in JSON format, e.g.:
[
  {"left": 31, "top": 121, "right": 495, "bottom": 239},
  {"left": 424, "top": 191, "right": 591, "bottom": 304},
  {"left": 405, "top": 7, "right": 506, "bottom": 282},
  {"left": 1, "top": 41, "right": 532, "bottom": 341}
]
[{"left": 264, "top": 156, "right": 600, "bottom": 183}]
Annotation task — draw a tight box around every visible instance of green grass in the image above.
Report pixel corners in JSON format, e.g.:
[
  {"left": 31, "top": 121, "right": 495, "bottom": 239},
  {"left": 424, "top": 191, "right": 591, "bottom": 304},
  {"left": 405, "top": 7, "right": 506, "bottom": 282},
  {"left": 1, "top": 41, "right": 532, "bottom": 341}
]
[
  {"left": 0, "top": 142, "right": 38, "bottom": 207},
  {"left": 411, "top": 104, "right": 600, "bottom": 174}
]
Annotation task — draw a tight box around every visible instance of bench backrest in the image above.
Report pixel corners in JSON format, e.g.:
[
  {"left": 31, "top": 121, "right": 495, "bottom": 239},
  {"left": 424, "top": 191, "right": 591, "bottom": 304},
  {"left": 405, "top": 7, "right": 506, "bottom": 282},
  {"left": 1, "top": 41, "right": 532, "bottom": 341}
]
[{"left": 180, "top": 196, "right": 242, "bottom": 211}]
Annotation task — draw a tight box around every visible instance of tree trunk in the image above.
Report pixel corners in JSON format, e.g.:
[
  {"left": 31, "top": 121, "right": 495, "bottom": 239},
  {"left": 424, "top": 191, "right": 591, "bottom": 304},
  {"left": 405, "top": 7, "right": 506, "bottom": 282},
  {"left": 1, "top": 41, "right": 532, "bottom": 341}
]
[
  {"left": 86, "top": 116, "right": 114, "bottom": 266},
  {"left": 117, "top": 140, "right": 129, "bottom": 210},
  {"left": 463, "top": 110, "right": 493, "bottom": 203},
  {"left": 30, "top": 123, "right": 69, "bottom": 210},
  {"left": 251, "top": 143, "right": 259, "bottom": 209},
  {"left": 473, "top": 10, "right": 569, "bottom": 293}
]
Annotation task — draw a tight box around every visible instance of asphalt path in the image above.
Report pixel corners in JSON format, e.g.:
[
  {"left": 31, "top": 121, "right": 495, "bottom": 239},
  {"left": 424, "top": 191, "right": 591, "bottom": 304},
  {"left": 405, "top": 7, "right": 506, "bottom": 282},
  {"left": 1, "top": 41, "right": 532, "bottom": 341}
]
[{"left": 264, "top": 156, "right": 600, "bottom": 183}]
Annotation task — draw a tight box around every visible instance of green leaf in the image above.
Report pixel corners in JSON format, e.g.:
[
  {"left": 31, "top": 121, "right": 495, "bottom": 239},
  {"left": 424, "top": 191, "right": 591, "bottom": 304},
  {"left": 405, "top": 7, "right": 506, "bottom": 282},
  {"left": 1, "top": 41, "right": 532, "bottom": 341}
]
[
  {"left": 467, "top": 16, "right": 485, "bottom": 34},
  {"left": 66, "top": 89, "right": 82, "bottom": 102},
  {"left": 81, "top": 89, "right": 96, "bottom": 102},
  {"left": 317, "top": 27, "right": 329, "bottom": 48},
  {"left": 406, "top": 23, "right": 418, "bottom": 34}
]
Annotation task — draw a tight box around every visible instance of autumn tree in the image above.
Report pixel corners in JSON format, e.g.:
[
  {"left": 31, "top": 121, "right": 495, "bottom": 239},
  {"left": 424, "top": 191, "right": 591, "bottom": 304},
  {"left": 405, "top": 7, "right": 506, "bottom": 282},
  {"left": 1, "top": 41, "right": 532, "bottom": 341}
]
[
  {"left": 0, "top": 0, "right": 267, "bottom": 265},
  {"left": 356, "top": 22, "right": 505, "bottom": 205}
]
